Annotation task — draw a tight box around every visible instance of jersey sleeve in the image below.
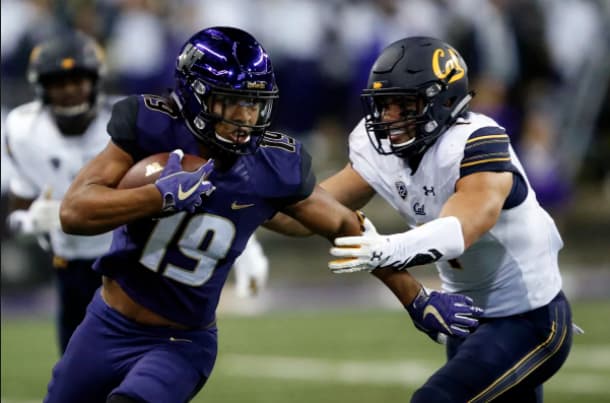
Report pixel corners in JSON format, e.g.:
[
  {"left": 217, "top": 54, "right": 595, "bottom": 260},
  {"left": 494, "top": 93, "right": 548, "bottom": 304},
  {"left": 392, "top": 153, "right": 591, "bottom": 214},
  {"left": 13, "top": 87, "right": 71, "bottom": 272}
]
[
  {"left": 460, "top": 126, "right": 528, "bottom": 209},
  {"left": 255, "top": 132, "right": 316, "bottom": 209},
  {"left": 106, "top": 95, "right": 139, "bottom": 158},
  {"left": 281, "top": 145, "right": 315, "bottom": 205},
  {"left": 266, "top": 143, "right": 316, "bottom": 209},
  {"left": 460, "top": 126, "right": 519, "bottom": 177}
]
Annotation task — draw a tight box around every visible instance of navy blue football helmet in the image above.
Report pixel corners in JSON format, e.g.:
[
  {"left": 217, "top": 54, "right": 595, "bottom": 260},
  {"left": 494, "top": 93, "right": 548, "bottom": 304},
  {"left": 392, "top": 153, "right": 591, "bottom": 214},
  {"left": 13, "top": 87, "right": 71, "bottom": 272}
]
[
  {"left": 173, "top": 27, "right": 279, "bottom": 155},
  {"left": 361, "top": 37, "right": 473, "bottom": 161},
  {"left": 27, "top": 31, "right": 105, "bottom": 130}
]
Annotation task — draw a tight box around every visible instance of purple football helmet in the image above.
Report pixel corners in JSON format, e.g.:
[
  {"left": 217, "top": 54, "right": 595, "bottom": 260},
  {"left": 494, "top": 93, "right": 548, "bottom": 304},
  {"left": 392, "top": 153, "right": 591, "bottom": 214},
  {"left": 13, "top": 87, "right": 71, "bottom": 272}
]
[{"left": 173, "top": 27, "right": 279, "bottom": 155}]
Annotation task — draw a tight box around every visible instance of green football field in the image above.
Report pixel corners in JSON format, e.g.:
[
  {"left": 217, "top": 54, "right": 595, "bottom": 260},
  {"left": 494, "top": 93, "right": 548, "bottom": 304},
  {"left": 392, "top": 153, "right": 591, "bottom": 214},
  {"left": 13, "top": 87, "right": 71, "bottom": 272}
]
[{"left": 2, "top": 301, "right": 609, "bottom": 403}]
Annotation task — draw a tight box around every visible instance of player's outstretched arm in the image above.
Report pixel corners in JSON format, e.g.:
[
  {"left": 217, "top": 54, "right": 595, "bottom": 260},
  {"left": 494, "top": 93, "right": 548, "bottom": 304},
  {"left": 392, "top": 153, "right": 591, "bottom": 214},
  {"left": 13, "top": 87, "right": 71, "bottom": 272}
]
[
  {"left": 281, "top": 185, "right": 362, "bottom": 241},
  {"left": 279, "top": 186, "right": 430, "bottom": 312},
  {"left": 329, "top": 171, "right": 513, "bottom": 273},
  {"left": 264, "top": 163, "right": 376, "bottom": 236},
  {"left": 60, "top": 141, "right": 164, "bottom": 235}
]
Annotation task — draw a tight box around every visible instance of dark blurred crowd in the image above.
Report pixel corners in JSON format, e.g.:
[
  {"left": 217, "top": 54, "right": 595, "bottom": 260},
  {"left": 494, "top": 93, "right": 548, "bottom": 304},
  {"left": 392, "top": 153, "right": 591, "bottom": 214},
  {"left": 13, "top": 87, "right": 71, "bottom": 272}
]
[{"left": 1, "top": 0, "right": 609, "bottom": 226}]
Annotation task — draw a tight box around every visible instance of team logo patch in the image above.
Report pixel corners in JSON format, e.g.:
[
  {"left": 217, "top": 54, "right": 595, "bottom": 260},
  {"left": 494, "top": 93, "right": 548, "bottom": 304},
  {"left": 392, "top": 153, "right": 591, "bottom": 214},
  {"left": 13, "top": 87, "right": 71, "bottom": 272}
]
[
  {"left": 413, "top": 202, "right": 426, "bottom": 216},
  {"left": 395, "top": 181, "right": 408, "bottom": 199}
]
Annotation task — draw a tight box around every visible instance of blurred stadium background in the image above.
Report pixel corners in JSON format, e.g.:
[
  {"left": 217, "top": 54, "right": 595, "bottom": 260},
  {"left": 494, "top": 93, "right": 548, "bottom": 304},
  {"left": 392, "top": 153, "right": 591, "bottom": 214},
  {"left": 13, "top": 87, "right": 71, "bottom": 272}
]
[{"left": 1, "top": 0, "right": 609, "bottom": 402}]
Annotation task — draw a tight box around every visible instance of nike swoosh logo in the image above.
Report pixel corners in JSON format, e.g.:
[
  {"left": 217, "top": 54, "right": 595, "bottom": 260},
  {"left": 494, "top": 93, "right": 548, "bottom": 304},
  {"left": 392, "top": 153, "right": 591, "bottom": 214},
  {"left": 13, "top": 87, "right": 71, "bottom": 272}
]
[
  {"left": 231, "top": 201, "right": 255, "bottom": 210},
  {"left": 423, "top": 305, "right": 452, "bottom": 334},
  {"left": 177, "top": 180, "right": 202, "bottom": 200}
]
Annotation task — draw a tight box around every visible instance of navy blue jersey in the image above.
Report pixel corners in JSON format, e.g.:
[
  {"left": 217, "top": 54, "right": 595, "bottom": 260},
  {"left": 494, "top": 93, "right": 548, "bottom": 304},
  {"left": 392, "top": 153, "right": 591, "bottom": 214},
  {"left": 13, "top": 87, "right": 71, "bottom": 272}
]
[{"left": 93, "top": 94, "right": 315, "bottom": 327}]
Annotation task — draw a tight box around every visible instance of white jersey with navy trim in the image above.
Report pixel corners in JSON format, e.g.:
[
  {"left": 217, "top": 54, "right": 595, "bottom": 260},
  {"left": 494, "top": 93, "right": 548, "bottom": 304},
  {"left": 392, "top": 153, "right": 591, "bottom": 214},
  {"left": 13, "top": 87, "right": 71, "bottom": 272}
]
[
  {"left": 5, "top": 99, "right": 115, "bottom": 259},
  {"left": 349, "top": 112, "right": 563, "bottom": 317}
]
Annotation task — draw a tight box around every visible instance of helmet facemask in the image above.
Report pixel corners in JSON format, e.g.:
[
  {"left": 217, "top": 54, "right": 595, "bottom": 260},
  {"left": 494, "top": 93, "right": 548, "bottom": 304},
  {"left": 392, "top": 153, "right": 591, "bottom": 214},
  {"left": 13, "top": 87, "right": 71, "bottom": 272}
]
[
  {"left": 39, "top": 70, "right": 100, "bottom": 135},
  {"left": 362, "top": 71, "right": 472, "bottom": 161},
  {"left": 179, "top": 78, "right": 277, "bottom": 155}
]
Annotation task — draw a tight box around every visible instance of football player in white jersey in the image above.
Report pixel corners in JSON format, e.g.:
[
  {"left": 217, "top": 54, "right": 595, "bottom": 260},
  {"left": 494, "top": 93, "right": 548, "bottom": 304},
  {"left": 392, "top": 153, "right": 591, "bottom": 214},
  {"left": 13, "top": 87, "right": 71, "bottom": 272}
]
[
  {"left": 5, "top": 31, "right": 112, "bottom": 354},
  {"left": 271, "top": 36, "right": 572, "bottom": 402}
]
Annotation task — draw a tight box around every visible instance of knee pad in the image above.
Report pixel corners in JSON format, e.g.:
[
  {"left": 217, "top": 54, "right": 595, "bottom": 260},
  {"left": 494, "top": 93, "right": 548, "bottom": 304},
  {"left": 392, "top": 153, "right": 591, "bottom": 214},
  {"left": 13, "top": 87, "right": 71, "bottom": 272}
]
[{"left": 107, "top": 394, "right": 139, "bottom": 403}]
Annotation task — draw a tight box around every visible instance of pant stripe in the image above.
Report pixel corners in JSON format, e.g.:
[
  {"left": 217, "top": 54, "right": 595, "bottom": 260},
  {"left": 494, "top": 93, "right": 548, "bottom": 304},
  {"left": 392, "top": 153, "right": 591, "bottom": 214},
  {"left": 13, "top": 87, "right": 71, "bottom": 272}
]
[{"left": 468, "top": 306, "right": 568, "bottom": 402}]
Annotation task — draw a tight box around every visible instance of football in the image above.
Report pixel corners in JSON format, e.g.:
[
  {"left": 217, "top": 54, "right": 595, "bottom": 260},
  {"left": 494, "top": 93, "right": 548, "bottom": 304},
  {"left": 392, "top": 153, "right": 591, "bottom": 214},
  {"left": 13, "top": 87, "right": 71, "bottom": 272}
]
[{"left": 117, "top": 152, "right": 208, "bottom": 189}]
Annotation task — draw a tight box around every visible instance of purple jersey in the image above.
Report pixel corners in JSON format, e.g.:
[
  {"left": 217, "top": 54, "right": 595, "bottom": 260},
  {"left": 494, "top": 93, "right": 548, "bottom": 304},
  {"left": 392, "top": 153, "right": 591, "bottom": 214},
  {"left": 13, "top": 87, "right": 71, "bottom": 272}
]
[{"left": 93, "top": 94, "right": 315, "bottom": 328}]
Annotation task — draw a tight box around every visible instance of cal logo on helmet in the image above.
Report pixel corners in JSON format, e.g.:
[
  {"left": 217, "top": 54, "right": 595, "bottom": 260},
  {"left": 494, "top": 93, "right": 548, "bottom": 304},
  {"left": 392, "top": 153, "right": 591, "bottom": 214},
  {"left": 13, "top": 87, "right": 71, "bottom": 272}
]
[{"left": 431, "top": 48, "right": 465, "bottom": 83}]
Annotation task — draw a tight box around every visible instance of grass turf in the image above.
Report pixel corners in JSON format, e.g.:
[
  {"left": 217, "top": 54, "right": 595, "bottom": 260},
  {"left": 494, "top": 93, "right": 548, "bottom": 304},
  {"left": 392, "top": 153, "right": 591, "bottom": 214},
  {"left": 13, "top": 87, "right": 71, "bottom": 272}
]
[{"left": 2, "top": 301, "right": 609, "bottom": 402}]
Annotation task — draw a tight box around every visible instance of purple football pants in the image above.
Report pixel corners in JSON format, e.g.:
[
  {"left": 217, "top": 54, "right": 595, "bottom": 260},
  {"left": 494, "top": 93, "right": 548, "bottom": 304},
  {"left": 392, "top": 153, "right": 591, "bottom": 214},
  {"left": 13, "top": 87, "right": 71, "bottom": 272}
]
[{"left": 44, "top": 289, "right": 218, "bottom": 403}]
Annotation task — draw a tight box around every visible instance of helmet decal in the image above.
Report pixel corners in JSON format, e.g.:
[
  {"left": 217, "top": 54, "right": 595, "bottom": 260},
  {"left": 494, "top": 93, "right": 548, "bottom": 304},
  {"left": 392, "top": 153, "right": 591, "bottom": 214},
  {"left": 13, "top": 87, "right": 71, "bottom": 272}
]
[
  {"left": 61, "top": 58, "right": 76, "bottom": 70},
  {"left": 431, "top": 48, "right": 465, "bottom": 83},
  {"left": 176, "top": 43, "right": 205, "bottom": 73}
]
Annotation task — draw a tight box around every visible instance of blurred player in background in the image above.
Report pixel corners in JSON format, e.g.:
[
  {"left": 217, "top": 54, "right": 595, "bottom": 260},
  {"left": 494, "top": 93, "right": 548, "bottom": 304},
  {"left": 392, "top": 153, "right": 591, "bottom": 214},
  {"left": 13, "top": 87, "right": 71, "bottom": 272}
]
[
  {"left": 44, "top": 27, "right": 481, "bottom": 403},
  {"left": 321, "top": 36, "right": 572, "bottom": 402},
  {"left": 5, "top": 31, "right": 111, "bottom": 354},
  {"left": 233, "top": 233, "right": 268, "bottom": 298}
]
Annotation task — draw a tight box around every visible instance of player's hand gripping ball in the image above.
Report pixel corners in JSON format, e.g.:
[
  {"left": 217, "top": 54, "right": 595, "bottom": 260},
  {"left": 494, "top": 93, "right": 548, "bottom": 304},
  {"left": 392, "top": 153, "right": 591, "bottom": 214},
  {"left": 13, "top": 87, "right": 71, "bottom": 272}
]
[{"left": 118, "top": 150, "right": 215, "bottom": 213}]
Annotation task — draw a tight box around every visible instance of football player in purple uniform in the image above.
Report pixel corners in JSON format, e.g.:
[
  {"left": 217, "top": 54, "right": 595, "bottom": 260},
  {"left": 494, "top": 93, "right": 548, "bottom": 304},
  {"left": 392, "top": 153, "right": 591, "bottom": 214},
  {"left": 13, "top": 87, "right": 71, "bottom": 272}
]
[{"left": 45, "top": 27, "right": 482, "bottom": 403}]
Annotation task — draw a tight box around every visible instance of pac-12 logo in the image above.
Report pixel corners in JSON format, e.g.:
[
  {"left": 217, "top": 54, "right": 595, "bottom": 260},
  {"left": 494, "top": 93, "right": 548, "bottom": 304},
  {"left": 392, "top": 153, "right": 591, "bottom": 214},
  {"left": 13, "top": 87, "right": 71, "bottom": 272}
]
[
  {"left": 395, "top": 181, "right": 408, "bottom": 200},
  {"left": 431, "top": 48, "right": 465, "bottom": 83}
]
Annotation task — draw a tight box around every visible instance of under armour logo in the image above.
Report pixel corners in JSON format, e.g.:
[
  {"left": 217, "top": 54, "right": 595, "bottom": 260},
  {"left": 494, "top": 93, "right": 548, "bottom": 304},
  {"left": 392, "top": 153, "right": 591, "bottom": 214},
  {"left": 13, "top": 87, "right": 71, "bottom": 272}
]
[
  {"left": 371, "top": 252, "right": 384, "bottom": 261},
  {"left": 423, "top": 186, "right": 435, "bottom": 196},
  {"left": 395, "top": 181, "right": 408, "bottom": 200},
  {"left": 413, "top": 202, "right": 426, "bottom": 216}
]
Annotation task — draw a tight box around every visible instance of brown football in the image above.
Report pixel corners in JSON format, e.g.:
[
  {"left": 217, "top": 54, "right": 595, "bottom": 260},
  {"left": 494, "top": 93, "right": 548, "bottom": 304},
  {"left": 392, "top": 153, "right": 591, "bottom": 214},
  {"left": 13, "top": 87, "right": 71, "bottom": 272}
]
[{"left": 117, "top": 152, "right": 208, "bottom": 189}]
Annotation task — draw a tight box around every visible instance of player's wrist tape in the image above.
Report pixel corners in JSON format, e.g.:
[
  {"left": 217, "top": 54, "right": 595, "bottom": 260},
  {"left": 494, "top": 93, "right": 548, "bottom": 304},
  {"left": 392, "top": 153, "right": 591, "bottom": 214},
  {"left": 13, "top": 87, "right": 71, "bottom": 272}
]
[{"left": 386, "top": 216, "right": 465, "bottom": 270}]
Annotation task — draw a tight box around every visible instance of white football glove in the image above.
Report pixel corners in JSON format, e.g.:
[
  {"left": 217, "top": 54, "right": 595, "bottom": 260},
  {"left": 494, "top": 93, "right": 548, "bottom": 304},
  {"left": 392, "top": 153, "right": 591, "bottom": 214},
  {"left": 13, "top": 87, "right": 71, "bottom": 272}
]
[
  {"left": 233, "top": 234, "right": 269, "bottom": 298},
  {"left": 329, "top": 216, "right": 390, "bottom": 273},
  {"left": 7, "top": 191, "right": 61, "bottom": 235},
  {"left": 329, "top": 216, "right": 464, "bottom": 274}
]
